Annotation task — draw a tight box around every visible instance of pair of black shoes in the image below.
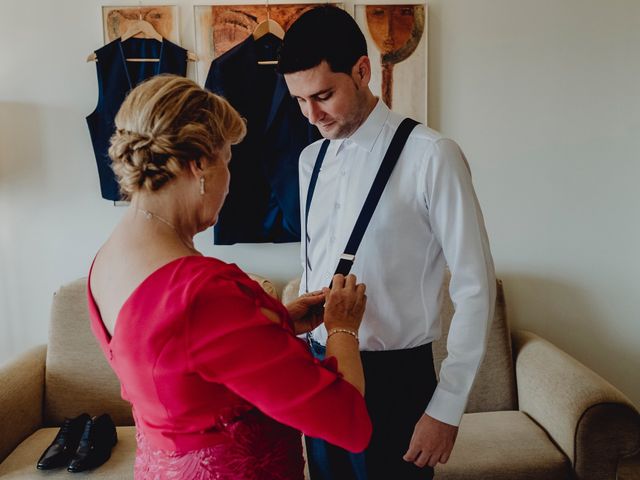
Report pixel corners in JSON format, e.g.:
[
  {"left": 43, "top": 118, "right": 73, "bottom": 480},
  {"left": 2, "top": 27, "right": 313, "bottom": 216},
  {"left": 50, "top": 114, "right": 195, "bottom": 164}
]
[{"left": 36, "top": 413, "right": 118, "bottom": 472}]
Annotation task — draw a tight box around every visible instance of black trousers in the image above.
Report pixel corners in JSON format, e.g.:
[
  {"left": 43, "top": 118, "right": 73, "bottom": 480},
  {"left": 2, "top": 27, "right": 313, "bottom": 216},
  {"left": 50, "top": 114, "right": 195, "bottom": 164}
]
[{"left": 306, "top": 340, "right": 437, "bottom": 480}]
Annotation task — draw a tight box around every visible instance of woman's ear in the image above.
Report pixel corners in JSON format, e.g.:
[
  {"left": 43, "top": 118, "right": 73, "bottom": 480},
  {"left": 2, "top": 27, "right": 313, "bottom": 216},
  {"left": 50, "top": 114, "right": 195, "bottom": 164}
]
[{"left": 188, "top": 158, "right": 204, "bottom": 178}]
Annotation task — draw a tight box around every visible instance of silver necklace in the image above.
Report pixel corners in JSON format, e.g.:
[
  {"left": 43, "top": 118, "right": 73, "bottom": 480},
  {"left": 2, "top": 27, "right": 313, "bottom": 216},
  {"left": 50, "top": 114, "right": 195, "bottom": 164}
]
[{"left": 136, "top": 208, "right": 196, "bottom": 251}]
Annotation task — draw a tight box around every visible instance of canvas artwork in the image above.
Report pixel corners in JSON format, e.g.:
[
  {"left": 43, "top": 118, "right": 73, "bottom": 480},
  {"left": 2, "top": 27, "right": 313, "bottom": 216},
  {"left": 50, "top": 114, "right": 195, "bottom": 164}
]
[
  {"left": 194, "top": 3, "right": 341, "bottom": 83},
  {"left": 102, "top": 5, "right": 180, "bottom": 44},
  {"left": 354, "top": 4, "right": 427, "bottom": 124}
]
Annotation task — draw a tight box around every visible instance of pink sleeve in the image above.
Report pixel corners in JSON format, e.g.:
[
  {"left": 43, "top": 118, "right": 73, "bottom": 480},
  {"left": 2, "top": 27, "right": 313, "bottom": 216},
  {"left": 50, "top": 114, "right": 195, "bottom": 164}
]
[{"left": 186, "top": 277, "right": 372, "bottom": 453}]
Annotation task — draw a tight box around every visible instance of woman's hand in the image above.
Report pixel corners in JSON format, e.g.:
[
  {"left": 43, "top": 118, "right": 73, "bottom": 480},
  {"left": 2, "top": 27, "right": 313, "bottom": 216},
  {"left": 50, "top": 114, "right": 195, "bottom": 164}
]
[
  {"left": 286, "top": 290, "right": 326, "bottom": 335},
  {"left": 324, "top": 274, "right": 367, "bottom": 332}
]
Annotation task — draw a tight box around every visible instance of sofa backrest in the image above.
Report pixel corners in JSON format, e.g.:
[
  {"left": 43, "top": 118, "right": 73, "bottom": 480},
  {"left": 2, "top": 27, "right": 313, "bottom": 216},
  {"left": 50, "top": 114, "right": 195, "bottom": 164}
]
[
  {"left": 44, "top": 273, "right": 279, "bottom": 427},
  {"left": 283, "top": 273, "right": 518, "bottom": 413}
]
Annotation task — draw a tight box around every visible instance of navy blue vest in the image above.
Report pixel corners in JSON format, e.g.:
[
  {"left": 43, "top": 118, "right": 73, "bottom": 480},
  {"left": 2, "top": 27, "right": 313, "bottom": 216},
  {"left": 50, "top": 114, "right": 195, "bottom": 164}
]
[
  {"left": 205, "top": 35, "right": 320, "bottom": 244},
  {"left": 86, "top": 38, "right": 187, "bottom": 201}
]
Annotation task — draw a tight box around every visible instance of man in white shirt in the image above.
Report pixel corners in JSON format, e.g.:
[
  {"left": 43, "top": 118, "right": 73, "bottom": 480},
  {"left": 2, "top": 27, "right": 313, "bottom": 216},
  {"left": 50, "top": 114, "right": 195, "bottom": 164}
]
[{"left": 279, "top": 6, "right": 496, "bottom": 480}]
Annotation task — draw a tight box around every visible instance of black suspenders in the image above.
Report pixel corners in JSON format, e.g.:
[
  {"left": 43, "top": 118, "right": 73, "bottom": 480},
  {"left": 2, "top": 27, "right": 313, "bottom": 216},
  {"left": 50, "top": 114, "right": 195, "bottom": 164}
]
[{"left": 304, "top": 118, "right": 419, "bottom": 293}]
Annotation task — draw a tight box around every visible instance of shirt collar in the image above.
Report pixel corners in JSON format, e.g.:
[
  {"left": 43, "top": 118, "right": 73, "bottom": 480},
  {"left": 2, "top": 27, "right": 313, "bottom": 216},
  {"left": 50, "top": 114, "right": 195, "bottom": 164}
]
[{"left": 344, "top": 98, "right": 389, "bottom": 153}]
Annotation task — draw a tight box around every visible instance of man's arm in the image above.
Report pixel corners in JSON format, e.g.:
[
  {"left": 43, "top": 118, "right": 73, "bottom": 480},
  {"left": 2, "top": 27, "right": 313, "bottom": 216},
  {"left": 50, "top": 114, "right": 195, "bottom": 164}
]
[{"left": 405, "top": 137, "right": 496, "bottom": 467}]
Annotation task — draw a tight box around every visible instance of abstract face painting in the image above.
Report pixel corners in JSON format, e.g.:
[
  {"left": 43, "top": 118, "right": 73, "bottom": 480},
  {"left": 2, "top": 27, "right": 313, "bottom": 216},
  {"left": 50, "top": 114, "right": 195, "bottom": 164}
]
[{"left": 356, "top": 4, "right": 427, "bottom": 123}]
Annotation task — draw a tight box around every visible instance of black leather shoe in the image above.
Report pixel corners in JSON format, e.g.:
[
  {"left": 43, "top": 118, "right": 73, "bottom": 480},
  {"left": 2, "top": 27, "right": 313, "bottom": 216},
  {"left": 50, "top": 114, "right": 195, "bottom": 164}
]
[
  {"left": 67, "top": 414, "right": 118, "bottom": 472},
  {"left": 36, "top": 413, "right": 91, "bottom": 470}
]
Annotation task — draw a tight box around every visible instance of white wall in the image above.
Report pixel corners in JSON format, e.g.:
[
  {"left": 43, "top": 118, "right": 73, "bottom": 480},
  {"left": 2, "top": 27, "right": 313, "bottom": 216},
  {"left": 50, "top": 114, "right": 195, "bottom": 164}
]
[
  {"left": 1, "top": 0, "right": 638, "bottom": 407},
  {"left": 427, "top": 0, "right": 640, "bottom": 406}
]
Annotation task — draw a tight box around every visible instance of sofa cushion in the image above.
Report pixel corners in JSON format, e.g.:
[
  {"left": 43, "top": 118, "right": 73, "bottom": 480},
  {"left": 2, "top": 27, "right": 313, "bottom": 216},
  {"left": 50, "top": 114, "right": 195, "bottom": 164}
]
[
  {"left": 433, "top": 274, "right": 518, "bottom": 412},
  {"left": 45, "top": 278, "right": 133, "bottom": 427},
  {"left": 435, "top": 411, "right": 570, "bottom": 480},
  {"left": 0, "top": 426, "right": 136, "bottom": 479},
  {"left": 248, "top": 273, "right": 279, "bottom": 299}
]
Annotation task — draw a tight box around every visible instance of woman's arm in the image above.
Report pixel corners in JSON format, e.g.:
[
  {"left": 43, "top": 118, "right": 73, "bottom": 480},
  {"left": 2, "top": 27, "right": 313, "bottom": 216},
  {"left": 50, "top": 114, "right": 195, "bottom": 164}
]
[
  {"left": 187, "top": 273, "right": 371, "bottom": 452},
  {"left": 277, "top": 274, "right": 367, "bottom": 395},
  {"left": 323, "top": 274, "right": 366, "bottom": 395}
]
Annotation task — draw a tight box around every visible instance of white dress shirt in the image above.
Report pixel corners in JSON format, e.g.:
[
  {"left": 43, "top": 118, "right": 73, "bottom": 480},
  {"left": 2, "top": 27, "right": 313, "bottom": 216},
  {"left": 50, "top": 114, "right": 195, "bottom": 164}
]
[{"left": 298, "top": 99, "right": 496, "bottom": 426}]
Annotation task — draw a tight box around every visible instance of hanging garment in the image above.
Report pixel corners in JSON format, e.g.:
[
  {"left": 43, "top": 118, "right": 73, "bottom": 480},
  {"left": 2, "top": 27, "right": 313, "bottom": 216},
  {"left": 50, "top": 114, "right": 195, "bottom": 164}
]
[
  {"left": 205, "top": 34, "right": 320, "bottom": 245},
  {"left": 87, "top": 38, "right": 188, "bottom": 201}
]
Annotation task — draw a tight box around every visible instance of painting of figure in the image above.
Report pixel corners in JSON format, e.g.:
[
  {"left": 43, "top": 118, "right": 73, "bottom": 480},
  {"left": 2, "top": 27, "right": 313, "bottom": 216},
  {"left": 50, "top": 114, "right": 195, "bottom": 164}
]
[
  {"left": 102, "top": 5, "right": 180, "bottom": 43},
  {"left": 194, "top": 3, "right": 342, "bottom": 83},
  {"left": 355, "top": 4, "right": 427, "bottom": 123}
]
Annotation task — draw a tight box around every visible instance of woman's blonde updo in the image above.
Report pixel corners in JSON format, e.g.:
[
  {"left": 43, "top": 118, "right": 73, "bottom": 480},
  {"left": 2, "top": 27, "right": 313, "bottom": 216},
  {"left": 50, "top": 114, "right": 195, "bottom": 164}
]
[{"left": 108, "top": 74, "right": 246, "bottom": 199}]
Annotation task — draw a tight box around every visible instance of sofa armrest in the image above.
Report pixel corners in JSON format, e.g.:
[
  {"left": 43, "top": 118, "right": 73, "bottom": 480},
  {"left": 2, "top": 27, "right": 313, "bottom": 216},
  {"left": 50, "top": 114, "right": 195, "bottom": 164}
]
[
  {"left": 0, "top": 345, "right": 46, "bottom": 463},
  {"left": 513, "top": 330, "right": 640, "bottom": 480}
]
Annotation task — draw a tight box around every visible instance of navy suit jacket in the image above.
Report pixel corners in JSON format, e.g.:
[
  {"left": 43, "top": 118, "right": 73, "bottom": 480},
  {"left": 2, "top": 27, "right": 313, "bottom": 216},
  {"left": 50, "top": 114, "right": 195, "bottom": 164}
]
[{"left": 205, "top": 35, "right": 320, "bottom": 244}]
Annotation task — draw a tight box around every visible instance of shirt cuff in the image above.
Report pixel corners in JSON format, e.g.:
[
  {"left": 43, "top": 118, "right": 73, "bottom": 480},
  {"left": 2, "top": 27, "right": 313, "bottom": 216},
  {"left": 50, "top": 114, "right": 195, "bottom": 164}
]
[{"left": 425, "top": 385, "right": 468, "bottom": 427}]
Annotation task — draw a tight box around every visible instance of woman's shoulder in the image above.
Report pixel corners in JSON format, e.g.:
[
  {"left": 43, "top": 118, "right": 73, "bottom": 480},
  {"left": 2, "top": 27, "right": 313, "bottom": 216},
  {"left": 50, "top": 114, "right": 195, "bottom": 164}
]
[
  {"left": 171, "top": 256, "right": 263, "bottom": 301},
  {"left": 173, "top": 255, "right": 236, "bottom": 275},
  {"left": 179, "top": 257, "right": 286, "bottom": 321},
  {"left": 175, "top": 256, "right": 251, "bottom": 285}
]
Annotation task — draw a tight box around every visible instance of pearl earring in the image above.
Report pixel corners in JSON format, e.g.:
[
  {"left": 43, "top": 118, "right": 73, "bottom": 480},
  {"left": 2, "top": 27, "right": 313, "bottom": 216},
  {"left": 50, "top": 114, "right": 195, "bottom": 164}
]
[{"left": 199, "top": 177, "right": 205, "bottom": 195}]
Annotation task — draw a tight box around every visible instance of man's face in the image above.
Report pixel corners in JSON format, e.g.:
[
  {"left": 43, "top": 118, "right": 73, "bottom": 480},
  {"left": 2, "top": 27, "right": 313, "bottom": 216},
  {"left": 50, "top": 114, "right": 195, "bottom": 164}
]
[{"left": 284, "top": 60, "right": 370, "bottom": 140}]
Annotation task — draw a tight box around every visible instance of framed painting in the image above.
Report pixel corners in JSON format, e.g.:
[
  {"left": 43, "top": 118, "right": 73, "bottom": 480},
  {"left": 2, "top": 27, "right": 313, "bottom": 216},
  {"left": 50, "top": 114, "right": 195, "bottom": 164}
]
[
  {"left": 194, "top": 3, "right": 342, "bottom": 83},
  {"left": 353, "top": 3, "right": 427, "bottom": 124},
  {"left": 102, "top": 5, "right": 180, "bottom": 44}
]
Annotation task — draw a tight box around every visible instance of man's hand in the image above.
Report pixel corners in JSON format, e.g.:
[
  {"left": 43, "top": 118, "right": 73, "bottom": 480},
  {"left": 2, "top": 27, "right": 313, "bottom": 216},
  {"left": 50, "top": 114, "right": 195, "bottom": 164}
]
[
  {"left": 285, "top": 290, "right": 326, "bottom": 335},
  {"left": 403, "top": 414, "right": 458, "bottom": 468}
]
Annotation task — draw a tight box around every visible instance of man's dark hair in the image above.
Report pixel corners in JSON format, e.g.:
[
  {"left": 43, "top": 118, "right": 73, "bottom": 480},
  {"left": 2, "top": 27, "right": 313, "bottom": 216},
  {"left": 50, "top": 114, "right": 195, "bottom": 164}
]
[{"left": 278, "top": 6, "right": 367, "bottom": 75}]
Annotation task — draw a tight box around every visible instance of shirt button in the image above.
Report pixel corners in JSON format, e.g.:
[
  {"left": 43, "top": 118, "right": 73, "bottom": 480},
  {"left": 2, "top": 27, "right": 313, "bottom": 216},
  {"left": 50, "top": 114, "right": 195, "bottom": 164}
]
[
  {"left": 335, "top": 202, "right": 341, "bottom": 209},
  {"left": 109, "top": 349, "right": 114, "bottom": 360},
  {"left": 341, "top": 170, "right": 347, "bottom": 176}
]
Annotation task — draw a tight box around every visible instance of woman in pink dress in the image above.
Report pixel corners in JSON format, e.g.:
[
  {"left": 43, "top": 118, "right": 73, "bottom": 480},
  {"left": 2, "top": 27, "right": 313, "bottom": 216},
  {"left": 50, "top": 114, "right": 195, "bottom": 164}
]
[{"left": 88, "top": 75, "right": 371, "bottom": 479}]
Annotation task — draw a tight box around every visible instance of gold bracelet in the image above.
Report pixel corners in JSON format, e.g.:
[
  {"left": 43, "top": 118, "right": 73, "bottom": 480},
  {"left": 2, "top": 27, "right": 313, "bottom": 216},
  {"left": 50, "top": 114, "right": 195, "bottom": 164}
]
[{"left": 327, "top": 328, "right": 359, "bottom": 343}]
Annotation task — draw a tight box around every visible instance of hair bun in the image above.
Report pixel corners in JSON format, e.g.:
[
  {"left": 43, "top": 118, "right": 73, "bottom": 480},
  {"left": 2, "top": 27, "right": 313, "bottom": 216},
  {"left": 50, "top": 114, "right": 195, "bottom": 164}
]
[
  {"left": 108, "top": 75, "right": 246, "bottom": 200},
  {"left": 109, "top": 128, "right": 167, "bottom": 195},
  {"left": 116, "top": 128, "right": 155, "bottom": 151}
]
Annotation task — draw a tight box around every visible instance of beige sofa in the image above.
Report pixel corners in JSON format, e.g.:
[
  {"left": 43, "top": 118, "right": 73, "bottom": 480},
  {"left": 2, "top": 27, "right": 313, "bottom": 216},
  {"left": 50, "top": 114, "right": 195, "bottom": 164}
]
[{"left": 0, "top": 273, "right": 638, "bottom": 479}]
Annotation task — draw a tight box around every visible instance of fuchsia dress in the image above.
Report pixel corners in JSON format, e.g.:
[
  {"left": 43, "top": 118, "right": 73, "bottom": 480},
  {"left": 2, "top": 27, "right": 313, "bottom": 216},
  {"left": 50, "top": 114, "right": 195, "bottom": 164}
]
[{"left": 87, "top": 256, "right": 371, "bottom": 479}]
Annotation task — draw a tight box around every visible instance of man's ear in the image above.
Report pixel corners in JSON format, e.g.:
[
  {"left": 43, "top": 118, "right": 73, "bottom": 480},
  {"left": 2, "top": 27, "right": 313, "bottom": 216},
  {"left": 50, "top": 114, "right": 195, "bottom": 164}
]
[{"left": 353, "top": 56, "right": 372, "bottom": 87}]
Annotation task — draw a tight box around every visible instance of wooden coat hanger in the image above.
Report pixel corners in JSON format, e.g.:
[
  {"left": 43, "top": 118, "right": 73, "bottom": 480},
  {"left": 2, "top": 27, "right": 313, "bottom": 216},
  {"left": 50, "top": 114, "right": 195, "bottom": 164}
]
[
  {"left": 253, "top": 1, "right": 285, "bottom": 65},
  {"left": 86, "top": 8, "right": 197, "bottom": 63},
  {"left": 252, "top": 19, "right": 285, "bottom": 41},
  {"left": 120, "top": 18, "right": 162, "bottom": 43}
]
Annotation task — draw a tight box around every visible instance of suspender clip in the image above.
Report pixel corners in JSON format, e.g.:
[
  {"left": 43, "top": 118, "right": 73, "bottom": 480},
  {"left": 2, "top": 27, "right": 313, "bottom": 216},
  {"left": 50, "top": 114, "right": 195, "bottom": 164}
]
[{"left": 340, "top": 253, "right": 356, "bottom": 262}]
